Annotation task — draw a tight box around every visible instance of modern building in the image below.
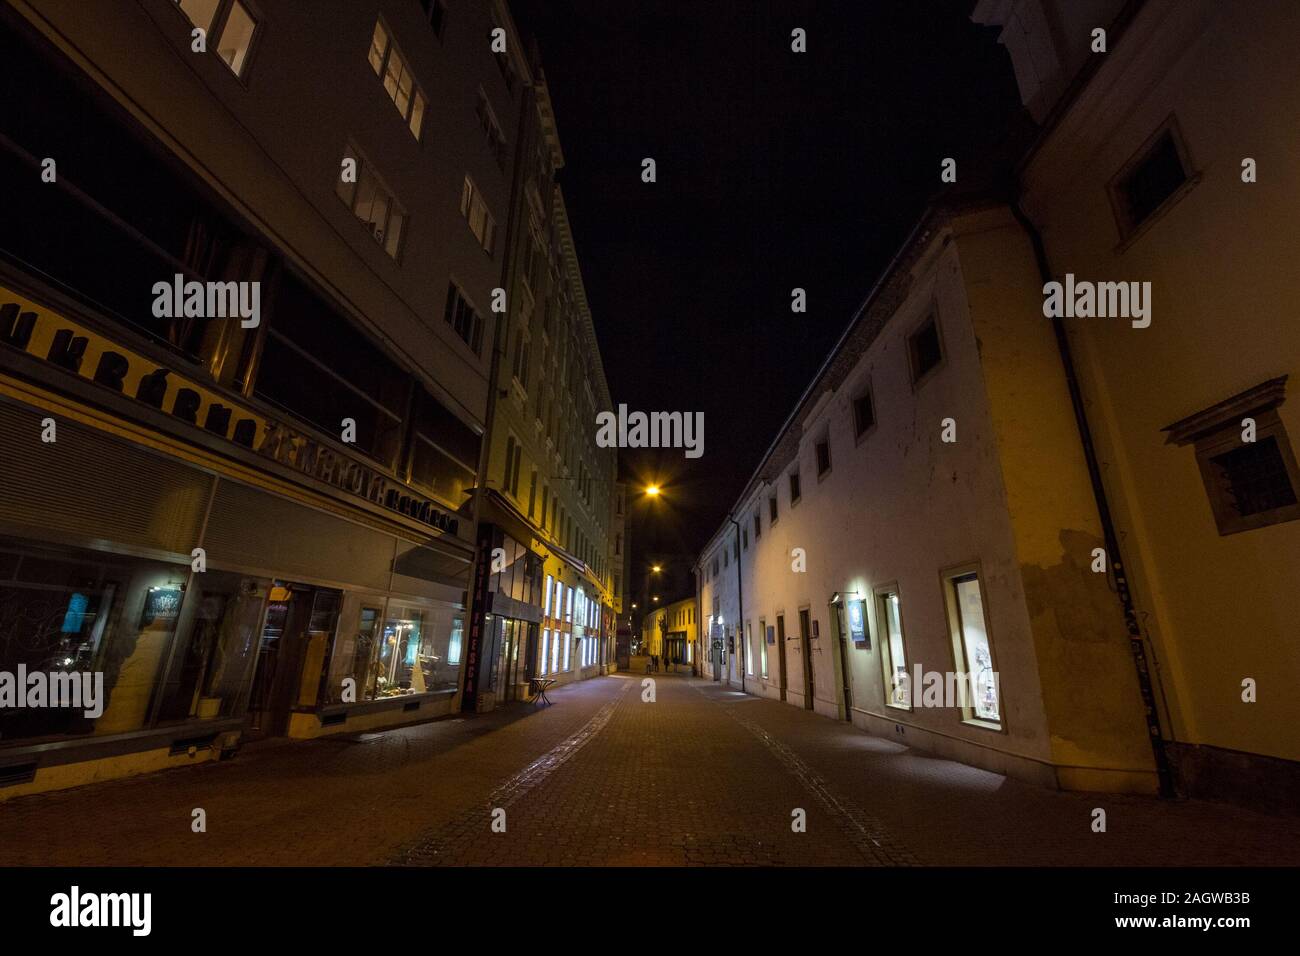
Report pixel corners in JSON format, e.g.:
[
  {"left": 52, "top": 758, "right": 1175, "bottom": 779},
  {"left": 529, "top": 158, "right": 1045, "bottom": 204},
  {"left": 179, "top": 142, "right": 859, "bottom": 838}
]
[
  {"left": 0, "top": 0, "right": 599, "bottom": 798},
  {"left": 695, "top": 0, "right": 1300, "bottom": 805}
]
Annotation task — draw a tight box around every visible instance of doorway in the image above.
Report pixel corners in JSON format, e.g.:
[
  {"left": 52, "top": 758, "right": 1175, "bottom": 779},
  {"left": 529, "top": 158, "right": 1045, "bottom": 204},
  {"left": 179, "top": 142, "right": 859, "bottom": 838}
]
[
  {"left": 776, "top": 614, "right": 788, "bottom": 702},
  {"left": 798, "top": 608, "right": 814, "bottom": 709},
  {"left": 246, "top": 582, "right": 341, "bottom": 738}
]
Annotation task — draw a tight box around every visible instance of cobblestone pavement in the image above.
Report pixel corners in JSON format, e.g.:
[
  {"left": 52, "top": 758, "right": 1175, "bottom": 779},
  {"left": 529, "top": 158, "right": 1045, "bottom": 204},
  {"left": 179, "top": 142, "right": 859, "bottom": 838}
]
[{"left": 2, "top": 671, "right": 1298, "bottom": 866}]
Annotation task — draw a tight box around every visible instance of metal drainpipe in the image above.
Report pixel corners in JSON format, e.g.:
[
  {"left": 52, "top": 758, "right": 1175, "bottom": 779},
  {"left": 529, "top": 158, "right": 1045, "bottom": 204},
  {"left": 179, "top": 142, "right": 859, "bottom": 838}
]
[
  {"left": 1009, "top": 198, "right": 1175, "bottom": 798},
  {"left": 730, "top": 516, "right": 745, "bottom": 695}
]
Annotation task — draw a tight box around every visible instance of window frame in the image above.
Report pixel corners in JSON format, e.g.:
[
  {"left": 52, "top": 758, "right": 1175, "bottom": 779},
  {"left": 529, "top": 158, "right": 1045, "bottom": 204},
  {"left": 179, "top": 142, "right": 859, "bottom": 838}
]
[
  {"left": 874, "top": 583, "right": 912, "bottom": 712},
  {"left": 1106, "top": 113, "right": 1199, "bottom": 246},
  {"left": 940, "top": 562, "right": 1005, "bottom": 731},
  {"left": 906, "top": 310, "right": 945, "bottom": 389}
]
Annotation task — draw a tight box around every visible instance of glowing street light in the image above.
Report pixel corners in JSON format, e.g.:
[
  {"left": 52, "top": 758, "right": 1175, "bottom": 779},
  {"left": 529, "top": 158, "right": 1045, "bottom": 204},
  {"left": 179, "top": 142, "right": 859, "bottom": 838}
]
[
  {"left": 644, "top": 484, "right": 661, "bottom": 497},
  {"left": 651, "top": 565, "right": 661, "bottom": 573}
]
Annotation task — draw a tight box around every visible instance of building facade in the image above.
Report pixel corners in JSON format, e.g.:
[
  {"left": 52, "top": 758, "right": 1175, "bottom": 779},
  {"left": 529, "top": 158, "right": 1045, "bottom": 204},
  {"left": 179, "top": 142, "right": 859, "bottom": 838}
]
[
  {"left": 0, "top": 0, "right": 610, "bottom": 798},
  {"left": 696, "top": 0, "right": 1300, "bottom": 804},
  {"left": 639, "top": 595, "right": 697, "bottom": 671},
  {"left": 977, "top": 0, "right": 1300, "bottom": 806}
]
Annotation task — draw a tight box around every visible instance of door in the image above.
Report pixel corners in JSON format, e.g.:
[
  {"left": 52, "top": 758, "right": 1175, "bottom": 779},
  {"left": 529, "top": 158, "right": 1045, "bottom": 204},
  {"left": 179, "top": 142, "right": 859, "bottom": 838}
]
[
  {"left": 776, "top": 614, "right": 788, "bottom": 702},
  {"left": 832, "top": 602, "right": 853, "bottom": 720},
  {"left": 246, "top": 583, "right": 340, "bottom": 738},
  {"left": 798, "top": 608, "right": 814, "bottom": 709}
]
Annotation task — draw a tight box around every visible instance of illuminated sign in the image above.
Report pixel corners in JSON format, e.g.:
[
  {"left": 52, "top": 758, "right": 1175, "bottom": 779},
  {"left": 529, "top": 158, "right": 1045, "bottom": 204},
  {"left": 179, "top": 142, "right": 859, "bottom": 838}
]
[{"left": 847, "top": 598, "right": 869, "bottom": 648}]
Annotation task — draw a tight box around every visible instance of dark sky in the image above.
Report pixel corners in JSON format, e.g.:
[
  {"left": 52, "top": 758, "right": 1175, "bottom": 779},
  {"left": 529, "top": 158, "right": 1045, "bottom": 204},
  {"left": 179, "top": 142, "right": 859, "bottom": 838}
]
[{"left": 509, "top": 0, "right": 1022, "bottom": 564}]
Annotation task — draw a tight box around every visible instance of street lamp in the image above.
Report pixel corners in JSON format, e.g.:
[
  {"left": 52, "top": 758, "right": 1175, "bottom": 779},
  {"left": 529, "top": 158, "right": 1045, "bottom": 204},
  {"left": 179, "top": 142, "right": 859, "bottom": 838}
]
[{"left": 645, "top": 484, "right": 660, "bottom": 497}]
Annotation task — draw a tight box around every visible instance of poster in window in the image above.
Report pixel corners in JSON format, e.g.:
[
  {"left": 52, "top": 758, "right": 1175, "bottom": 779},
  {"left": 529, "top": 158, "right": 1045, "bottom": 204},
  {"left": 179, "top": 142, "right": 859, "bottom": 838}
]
[{"left": 848, "top": 598, "right": 869, "bottom": 648}]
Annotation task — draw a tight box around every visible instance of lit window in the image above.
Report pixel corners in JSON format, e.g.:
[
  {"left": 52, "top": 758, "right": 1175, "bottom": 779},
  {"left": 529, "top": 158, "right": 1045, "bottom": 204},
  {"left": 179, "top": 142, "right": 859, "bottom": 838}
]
[
  {"left": 943, "top": 569, "right": 1000, "bottom": 726},
  {"left": 544, "top": 574, "right": 553, "bottom": 617},
  {"left": 175, "top": 0, "right": 220, "bottom": 33},
  {"left": 336, "top": 145, "right": 406, "bottom": 260},
  {"left": 443, "top": 283, "right": 484, "bottom": 355},
  {"left": 459, "top": 176, "right": 497, "bottom": 254},
  {"left": 215, "top": 0, "right": 256, "bottom": 77},
  {"left": 540, "top": 629, "right": 549, "bottom": 676},
  {"left": 745, "top": 622, "right": 754, "bottom": 675},
  {"left": 367, "top": 18, "right": 427, "bottom": 140},
  {"left": 759, "top": 619, "right": 769, "bottom": 678},
  {"left": 876, "top": 588, "right": 910, "bottom": 710},
  {"left": 174, "top": 1, "right": 257, "bottom": 77}
]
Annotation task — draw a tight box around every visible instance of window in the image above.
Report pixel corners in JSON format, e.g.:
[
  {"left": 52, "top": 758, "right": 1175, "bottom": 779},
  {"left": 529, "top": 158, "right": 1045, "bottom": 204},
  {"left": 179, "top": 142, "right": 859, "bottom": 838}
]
[
  {"left": 788, "top": 469, "right": 801, "bottom": 504},
  {"left": 1163, "top": 377, "right": 1300, "bottom": 535},
  {"left": 443, "top": 283, "right": 484, "bottom": 355},
  {"left": 174, "top": 1, "right": 257, "bottom": 78},
  {"left": 876, "top": 586, "right": 910, "bottom": 710},
  {"left": 476, "top": 90, "right": 510, "bottom": 170},
  {"left": 908, "top": 314, "right": 943, "bottom": 385},
  {"left": 336, "top": 145, "right": 406, "bottom": 259},
  {"left": 1110, "top": 119, "right": 1192, "bottom": 239},
  {"left": 502, "top": 435, "right": 521, "bottom": 497},
  {"left": 511, "top": 331, "right": 530, "bottom": 388},
  {"left": 544, "top": 575, "right": 553, "bottom": 617},
  {"left": 754, "top": 511, "right": 761, "bottom": 540},
  {"left": 816, "top": 437, "right": 831, "bottom": 476},
  {"left": 539, "top": 629, "right": 549, "bottom": 676},
  {"left": 745, "top": 621, "right": 754, "bottom": 676},
  {"left": 759, "top": 618, "right": 769, "bottom": 679},
  {"left": 853, "top": 388, "right": 876, "bottom": 439},
  {"left": 943, "top": 568, "right": 1001, "bottom": 727},
  {"left": 742, "top": 527, "right": 748, "bottom": 550},
  {"left": 768, "top": 496, "right": 778, "bottom": 524},
  {"left": 368, "top": 19, "right": 427, "bottom": 140},
  {"left": 459, "top": 176, "right": 497, "bottom": 254}
]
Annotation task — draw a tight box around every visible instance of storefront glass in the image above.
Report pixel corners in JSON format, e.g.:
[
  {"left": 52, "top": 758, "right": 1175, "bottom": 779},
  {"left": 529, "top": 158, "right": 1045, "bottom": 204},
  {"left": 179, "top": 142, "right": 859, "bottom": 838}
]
[{"left": 0, "top": 537, "right": 189, "bottom": 743}]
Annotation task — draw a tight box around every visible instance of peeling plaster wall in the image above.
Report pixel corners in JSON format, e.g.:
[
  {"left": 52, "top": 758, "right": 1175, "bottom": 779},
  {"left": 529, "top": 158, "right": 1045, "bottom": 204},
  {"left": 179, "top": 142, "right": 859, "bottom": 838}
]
[{"left": 1020, "top": 0, "right": 1300, "bottom": 767}]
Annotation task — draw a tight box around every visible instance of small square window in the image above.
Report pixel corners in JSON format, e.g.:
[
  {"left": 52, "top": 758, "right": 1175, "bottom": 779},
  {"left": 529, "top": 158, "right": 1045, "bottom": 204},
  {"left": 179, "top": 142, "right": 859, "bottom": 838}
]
[
  {"left": 908, "top": 315, "right": 943, "bottom": 385},
  {"left": 816, "top": 438, "right": 831, "bottom": 476},
  {"left": 1111, "top": 123, "right": 1190, "bottom": 237},
  {"left": 853, "top": 389, "right": 875, "bottom": 439},
  {"left": 1163, "top": 377, "right": 1300, "bottom": 536}
]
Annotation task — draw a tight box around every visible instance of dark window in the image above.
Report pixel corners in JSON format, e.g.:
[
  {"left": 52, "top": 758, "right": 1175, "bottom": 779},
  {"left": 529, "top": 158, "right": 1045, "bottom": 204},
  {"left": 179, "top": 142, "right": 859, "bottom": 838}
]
[
  {"left": 742, "top": 528, "right": 748, "bottom": 550},
  {"left": 816, "top": 439, "right": 831, "bottom": 476},
  {"left": 1211, "top": 438, "right": 1297, "bottom": 518},
  {"left": 769, "top": 496, "right": 778, "bottom": 523},
  {"left": 255, "top": 271, "right": 408, "bottom": 468},
  {"left": 1116, "top": 129, "right": 1188, "bottom": 233},
  {"left": 908, "top": 317, "right": 942, "bottom": 384},
  {"left": 789, "top": 470, "right": 801, "bottom": 503},
  {"left": 444, "top": 283, "right": 484, "bottom": 355},
  {"left": 754, "top": 512, "right": 761, "bottom": 540},
  {"left": 853, "top": 391, "right": 875, "bottom": 438}
]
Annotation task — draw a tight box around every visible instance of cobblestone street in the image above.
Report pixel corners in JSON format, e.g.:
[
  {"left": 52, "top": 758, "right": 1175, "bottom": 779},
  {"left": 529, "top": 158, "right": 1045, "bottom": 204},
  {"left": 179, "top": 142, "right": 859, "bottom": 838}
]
[{"left": 2, "top": 672, "right": 1298, "bottom": 867}]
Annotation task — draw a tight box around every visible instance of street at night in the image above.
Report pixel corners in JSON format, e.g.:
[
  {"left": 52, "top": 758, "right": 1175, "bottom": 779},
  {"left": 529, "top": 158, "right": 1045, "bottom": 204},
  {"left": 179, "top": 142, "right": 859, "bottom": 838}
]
[
  {"left": 4, "top": 670, "right": 1297, "bottom": 867},
  {"left": 2, "top": 0, "right": 1299, "bottom": 938}
]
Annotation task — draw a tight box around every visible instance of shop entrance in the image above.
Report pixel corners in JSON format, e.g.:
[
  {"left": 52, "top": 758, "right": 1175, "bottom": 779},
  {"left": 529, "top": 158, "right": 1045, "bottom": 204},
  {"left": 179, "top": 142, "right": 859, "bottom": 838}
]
[
  {"left": 798, "top": 608, "right": 814, "bottom": 709},
  {"left": 246, "top": 582, "right": 341, "bottom": 738},
  {"left": 488, "top": 617, "right": 530, "bottom": 702},
  {"left": 776, "top": 614, "right": 788, "bottom": 702}
]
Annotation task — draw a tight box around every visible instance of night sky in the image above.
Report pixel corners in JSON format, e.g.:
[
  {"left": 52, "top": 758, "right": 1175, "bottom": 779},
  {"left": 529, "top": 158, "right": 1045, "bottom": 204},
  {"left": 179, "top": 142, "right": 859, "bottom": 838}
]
[{"left": 509, "top": 0, "right": 1022, "bottom": 562}]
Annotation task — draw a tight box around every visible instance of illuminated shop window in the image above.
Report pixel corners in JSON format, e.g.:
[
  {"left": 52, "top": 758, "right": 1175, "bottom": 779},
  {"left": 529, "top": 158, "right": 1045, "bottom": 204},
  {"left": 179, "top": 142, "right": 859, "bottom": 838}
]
[
  {"left": 942, "top": 569, "right": 1001, "bottom": 726},
  {"left": 876, "top": 587, "right": 910, "bottom": 709},
  {"left": 367, "top": 19, "right": 427, "bottom": 140}
]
